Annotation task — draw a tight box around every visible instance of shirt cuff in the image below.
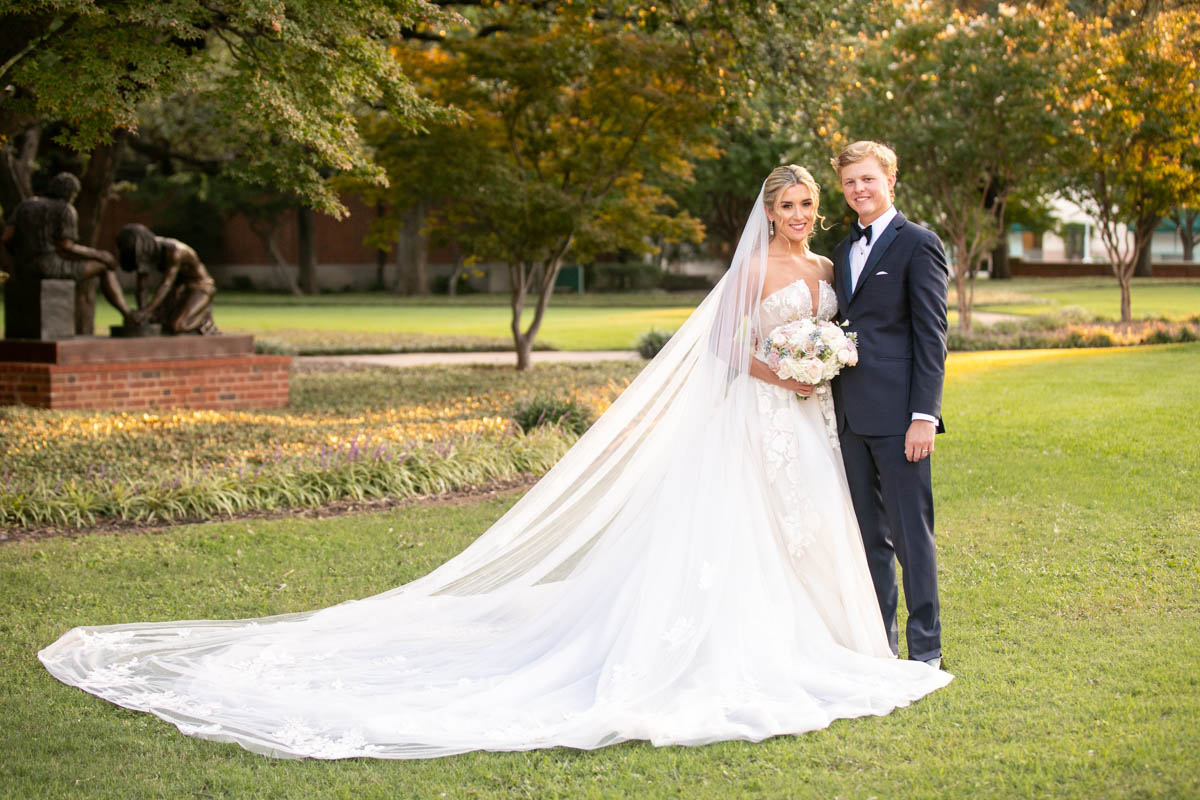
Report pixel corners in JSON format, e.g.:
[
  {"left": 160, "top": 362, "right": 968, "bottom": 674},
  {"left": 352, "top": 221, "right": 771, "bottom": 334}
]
[{"left": 911, "top": 412, "right": 938, "bottom": 424}]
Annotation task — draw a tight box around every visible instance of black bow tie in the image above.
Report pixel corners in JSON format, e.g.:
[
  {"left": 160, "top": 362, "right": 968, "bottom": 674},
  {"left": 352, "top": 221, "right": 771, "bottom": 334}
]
[{"left": 851, "top": 222, "right": 873, "bottom": 244}]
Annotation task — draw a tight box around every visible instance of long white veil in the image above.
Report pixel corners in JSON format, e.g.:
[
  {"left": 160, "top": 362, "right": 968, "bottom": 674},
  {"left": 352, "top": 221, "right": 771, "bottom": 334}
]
[{"left": 39, "top": 187, "right": 949, "bottom": 759}]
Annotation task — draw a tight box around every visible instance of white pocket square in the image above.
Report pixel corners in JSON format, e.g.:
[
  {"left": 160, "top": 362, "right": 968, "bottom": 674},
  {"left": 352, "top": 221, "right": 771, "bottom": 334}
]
[{"left": 876, "top": 271, "right": 889, "bottom": 275}]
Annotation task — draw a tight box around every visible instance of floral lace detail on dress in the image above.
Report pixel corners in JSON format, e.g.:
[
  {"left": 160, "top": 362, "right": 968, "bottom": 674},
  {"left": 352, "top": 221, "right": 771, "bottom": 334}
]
[
  {"left": 753, "top": 279, "right": 839, "bottom": 561},
  {"left": 756, "top": 279, "right": 841, "bottom": 451}
]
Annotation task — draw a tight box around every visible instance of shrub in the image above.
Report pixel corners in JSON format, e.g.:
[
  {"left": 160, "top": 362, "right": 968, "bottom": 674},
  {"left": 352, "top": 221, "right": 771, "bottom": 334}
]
[
  {"left": 512, "top": 395, "right": 594, "bottom": 436},
  {"left": 1140, "top": 326, "right": 1176, "bottom": 345},
  {"left": 1082, "top": 329, "right": 1116, "bottom": 347},
  {"left": 584, "top": 262, "right": 661, "bottom": 292},
  {"left": 636, "top": 329, "right": 672, "bottom": 360},
  {"left": 660, "top": 272, "right": 713, "bottom": 292}
]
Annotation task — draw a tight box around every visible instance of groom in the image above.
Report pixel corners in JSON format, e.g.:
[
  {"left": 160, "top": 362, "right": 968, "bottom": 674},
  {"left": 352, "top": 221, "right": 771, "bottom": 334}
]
[{"left": 829, "top": 141, "right": 949, "bottom": 669}]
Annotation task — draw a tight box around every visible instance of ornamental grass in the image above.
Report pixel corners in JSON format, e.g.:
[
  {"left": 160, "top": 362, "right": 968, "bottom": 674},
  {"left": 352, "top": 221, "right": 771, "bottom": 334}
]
[{"left": 0, "top": 362, "right": 640, "bottom": 531}]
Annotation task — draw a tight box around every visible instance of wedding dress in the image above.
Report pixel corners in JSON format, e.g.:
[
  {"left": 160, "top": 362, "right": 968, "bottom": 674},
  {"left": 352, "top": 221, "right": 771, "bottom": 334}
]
[{"left": 39, "top": 189, "right": 951, "bottom": 760}]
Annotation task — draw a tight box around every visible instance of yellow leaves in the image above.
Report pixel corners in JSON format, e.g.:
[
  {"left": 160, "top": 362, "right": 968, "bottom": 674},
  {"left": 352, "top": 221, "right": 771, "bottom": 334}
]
[{"left": 1, "top": 383, "right": 630, "bottom": 466}]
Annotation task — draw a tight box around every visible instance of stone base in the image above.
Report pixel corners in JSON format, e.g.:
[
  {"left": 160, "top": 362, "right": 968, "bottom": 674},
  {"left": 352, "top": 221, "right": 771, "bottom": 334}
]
[
  {"left": 0, "top": 335, "right": 290, "bottom": 410},
  {"left": 3, "top": 278, "right": 75, "bottom": 340}
]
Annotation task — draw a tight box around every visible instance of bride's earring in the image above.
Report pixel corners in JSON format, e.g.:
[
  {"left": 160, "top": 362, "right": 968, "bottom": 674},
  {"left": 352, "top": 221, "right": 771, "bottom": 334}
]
[{"left": 769, "top": 220, "right": 775, "bottom": 237}]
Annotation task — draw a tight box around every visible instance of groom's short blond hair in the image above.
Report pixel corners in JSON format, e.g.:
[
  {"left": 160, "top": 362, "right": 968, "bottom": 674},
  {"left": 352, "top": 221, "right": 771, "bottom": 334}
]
[{"left": 830, "top": 141, "right": 898, "bottom": 179}]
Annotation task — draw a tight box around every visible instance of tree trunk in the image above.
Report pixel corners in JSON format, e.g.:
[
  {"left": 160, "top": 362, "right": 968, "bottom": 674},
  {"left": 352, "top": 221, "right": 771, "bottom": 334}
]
[
  {"left": 297, "top": 206, "right": 319, "bottom": 296},
  {"left": 73, "top": 131, "right": 127, "bottom": 334},
  {"left": 1119, "top": 275, "right": 1132, "bottom": 323},
  {"left": 394, "top": 201, "right": 429, "bottom": 297},
  {"left": 0, "top": 123, "right": 39, "bottom": 215},
  {"left": 989, "top": 202, "right": 1011, "bottom": 280},
  {"left": 1177, "top": 208, "right": 1196, "bottom": 261},
  {"left": 374, "top": 201, "right": 388, "bottom": 290},
  {"left": 1133, "top": 242, "right": 1153, "bottom": 277},
  {"left": 447, "top": 246, "right": 464, "bottom": 297},
  {"left": 250, "top": 217, "right": 302, "bottom": 296},
  {"left": 1133, "top": 213, "right": 1158, "bottom": 277},
  {"left": 951, "top": 242, "right": 971, "bottom": 333},
  {"left": 990, "top": 240, "right": 1010, "bottom": 280},
  {"left": 510, "top": 262, "right": 530, "bottom": 370}
]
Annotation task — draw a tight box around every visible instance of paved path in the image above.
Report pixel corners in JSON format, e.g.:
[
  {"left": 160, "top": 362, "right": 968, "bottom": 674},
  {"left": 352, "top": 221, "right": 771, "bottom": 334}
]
[
  {"left": 970, "top": 310, "right": 1023, "bottom": 325},
  {"left": 296, "top": 311, "right": 1022, "bottom": 370},
  {"left": 298, "top": 350, "right": 641, "bottom": 369}
]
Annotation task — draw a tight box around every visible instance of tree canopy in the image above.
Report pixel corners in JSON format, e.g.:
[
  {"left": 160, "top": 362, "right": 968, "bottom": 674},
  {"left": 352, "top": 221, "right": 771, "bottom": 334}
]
[
  {"left": 1061, "top": 6, "right": 1200, "bottom": 320},
  {"left": 0, "top": 0, "right": 450, "bottom": 215},
  {"left": 838, "top": 1, "right": 1071, "bottom": 330}
]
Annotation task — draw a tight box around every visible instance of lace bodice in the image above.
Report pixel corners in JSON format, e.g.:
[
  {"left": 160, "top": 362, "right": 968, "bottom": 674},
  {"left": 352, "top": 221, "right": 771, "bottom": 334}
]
[
  {"left": 753, "top": 277, "right": 842, "bottom": 456},
  {"left": 759, "top": 279, "right": 837, "bottom": 331}
]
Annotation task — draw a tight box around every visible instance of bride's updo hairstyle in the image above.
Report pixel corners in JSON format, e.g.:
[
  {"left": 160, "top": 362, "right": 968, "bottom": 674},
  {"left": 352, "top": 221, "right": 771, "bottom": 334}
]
[{"left": 762, "top": 164, "right": 824, "bottom": 247}]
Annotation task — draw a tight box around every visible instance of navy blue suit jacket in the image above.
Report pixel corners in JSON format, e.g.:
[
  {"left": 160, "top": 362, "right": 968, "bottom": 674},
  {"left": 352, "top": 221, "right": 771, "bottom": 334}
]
[{"left": 831, "top": 210, "right": 949, "bottom": 437}]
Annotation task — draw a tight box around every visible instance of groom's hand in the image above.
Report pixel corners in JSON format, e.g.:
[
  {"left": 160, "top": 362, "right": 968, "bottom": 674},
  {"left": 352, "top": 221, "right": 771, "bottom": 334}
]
[{"left": 905, "top": 420, "right": 937, "bottom": 462}]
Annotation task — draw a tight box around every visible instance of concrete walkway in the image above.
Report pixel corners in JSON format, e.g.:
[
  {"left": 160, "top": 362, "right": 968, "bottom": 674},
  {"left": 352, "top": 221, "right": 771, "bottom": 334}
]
[
  {"left": 296, "top": 310, "right": 1023, "bottom": 370},
  {"left": 298, "top": 350, "right": 641, "bottom": 369}
]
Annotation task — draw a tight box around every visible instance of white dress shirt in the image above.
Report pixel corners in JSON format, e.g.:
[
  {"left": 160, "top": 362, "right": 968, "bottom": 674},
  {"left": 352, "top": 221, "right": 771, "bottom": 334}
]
[
  {"left": 849, "top": 204, "right": 898, "bottom": 293},
  {"left": 851, "top": 204, "right": 938, "bottom": 427}
]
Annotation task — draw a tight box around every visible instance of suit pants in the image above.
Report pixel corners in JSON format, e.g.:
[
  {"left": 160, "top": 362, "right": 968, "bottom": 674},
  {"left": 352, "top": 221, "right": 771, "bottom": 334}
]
[{"left": 838, "top": 427, "right": 941, "bottom": 661}]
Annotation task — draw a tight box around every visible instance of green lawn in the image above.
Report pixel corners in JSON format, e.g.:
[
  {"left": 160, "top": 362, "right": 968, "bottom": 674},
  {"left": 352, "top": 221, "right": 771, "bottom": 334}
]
[
  {"left": 2, "top": 344, "right": 1197, "bottom": 798},
  {"left": 971, "top": 277, "right": 1200, "bottom": 320},
  {"left": 3, "top": 278, "right": 1197, "bottom": 352},
  {"left": 102, "top": 297, "right": 694, "bottom": 352}
]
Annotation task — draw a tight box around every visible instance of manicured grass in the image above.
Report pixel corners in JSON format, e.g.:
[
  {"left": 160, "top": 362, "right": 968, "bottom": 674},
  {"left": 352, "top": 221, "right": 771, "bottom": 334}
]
[
  {"left": 99, "top": 294, "right": 696, "bottom": 351},
  {"left": 2, "top": 344, "right": 1197, "bottom": 798},
  {"left": 971, "top": 277, "right": 1200, "bottom": 320}
]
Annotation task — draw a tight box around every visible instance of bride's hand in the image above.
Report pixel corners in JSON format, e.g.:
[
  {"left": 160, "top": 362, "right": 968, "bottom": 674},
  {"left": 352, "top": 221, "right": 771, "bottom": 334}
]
[
  {"left": 785, "top": 379, "right": 815, "bottom": 397},
  {"left": 748, "top": 358, "right": 815, "bottom": 396}
]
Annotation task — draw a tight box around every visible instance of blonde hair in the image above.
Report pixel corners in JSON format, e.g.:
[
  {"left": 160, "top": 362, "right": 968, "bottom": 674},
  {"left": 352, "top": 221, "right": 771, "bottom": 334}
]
[
  {"left": 762, "top": 165, "right": 824, "bottom": 247},
  {"left": 830, "top": 141, "right": 898, "bottom": 179}
]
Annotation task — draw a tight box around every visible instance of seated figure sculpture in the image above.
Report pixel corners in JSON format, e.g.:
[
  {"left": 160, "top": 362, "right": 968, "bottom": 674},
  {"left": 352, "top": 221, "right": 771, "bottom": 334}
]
[
  {"left": 116, "top": 223, "right": 218, "bottom": 335},
  {"left": 1, "top": 173, "right": 135, "bottom": 336}
]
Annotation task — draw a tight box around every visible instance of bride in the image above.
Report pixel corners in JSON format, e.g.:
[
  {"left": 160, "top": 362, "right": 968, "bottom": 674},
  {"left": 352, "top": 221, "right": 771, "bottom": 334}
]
[{"left": 39, "top": 166, "right": 951, "bottom": 760}]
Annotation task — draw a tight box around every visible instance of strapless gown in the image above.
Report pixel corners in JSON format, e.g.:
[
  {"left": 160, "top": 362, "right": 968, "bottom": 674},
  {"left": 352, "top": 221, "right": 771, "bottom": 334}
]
[{"left": 39, "top": 278, "right": 951, "bottom": 759}]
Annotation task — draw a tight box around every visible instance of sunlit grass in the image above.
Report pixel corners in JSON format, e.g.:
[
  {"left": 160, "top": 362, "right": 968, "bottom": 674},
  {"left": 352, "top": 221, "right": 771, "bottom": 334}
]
[
  {"left": 0, "top": 343, "right": 1196, "bottom": 798},
  {"left": 969, "top": 277, "right": 1200, "bottom": 320}
]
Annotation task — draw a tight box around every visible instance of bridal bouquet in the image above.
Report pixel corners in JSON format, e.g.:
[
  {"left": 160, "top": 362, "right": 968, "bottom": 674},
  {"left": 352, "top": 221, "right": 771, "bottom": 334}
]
[{"left": 759, "top": 318, "right": 858, "bottom": 393}]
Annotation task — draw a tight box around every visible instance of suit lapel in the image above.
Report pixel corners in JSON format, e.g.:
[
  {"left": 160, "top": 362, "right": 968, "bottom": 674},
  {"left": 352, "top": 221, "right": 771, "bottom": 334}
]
[
  {"left": 849, "top": 211, "right": 907, "bottom": 306},
  {"left": 833, "top": 237, "right": 853, "bottom": 316}
]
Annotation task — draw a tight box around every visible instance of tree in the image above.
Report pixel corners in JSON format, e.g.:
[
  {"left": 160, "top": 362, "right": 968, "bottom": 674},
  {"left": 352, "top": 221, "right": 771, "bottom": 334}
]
[
  {"left": 0, "top": 0, "right": 446, "bottom": 215},
  {"left": 380, "top": 6, "right": 733, "bottom": 369},
  {"left": 838, "top": 2, "right": 1070, "bottom": 331},
  {"left": 1168, "top": 206, "right": 1197, "bottom": 261},
  {"left": 1062, "top": 8, "right": 1200, "bottom": 321},
  {"left": 0, "top": 0, "right": 450, "bottom": 319}
]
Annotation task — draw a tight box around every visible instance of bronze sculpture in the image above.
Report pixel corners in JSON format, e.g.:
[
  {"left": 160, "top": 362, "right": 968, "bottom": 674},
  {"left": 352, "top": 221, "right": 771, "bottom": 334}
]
[
  {"left": 1, "top": 173, "right": 136, "bottom": 338},
  {"left": 116, "top": 223, "right": 218, "bottom": 335}
]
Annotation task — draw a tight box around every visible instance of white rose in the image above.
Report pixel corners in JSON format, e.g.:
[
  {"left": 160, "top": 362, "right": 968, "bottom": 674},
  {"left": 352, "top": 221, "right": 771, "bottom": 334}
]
[
  {"left": 836, "top": 348, "right": 852, "bottom": 364},
  {"left": 800, "top": 358, "right": 824, "bottom": 384},
  {"left": 778, "top": 358, "right": 801, "bottom": 380}
]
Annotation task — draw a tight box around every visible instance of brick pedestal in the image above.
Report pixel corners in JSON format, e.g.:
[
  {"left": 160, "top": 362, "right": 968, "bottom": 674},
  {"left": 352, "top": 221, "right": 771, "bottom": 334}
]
[{"left": 0, "top": 335, "right": 290, "bottom": 410}]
